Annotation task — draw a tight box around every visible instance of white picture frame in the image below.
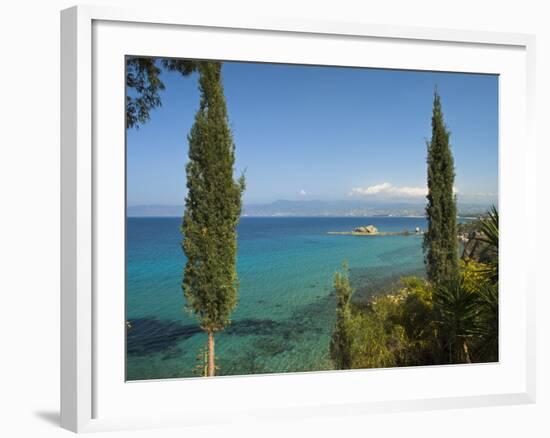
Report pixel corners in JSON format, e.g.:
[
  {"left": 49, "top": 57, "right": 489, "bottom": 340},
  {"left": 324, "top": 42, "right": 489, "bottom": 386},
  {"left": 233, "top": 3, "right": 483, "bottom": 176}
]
[{"left": 60, "top": 4, "right": 536, "bottom": 433}]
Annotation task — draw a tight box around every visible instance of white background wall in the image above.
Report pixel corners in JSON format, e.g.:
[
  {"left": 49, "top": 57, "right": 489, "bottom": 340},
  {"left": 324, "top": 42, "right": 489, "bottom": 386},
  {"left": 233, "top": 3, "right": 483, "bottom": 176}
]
[{"left": 0, "top": 0, "right": 547, "bottom": 437}]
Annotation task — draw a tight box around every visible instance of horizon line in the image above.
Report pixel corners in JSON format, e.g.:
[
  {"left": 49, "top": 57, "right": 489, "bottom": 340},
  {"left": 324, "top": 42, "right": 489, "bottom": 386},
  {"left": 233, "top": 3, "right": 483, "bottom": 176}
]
[
  {"left": 126, "top": 214, "right": 484, "bottom": 219},
  {"left": 126, "top": 199, "right": 498, "bottom": 208}
]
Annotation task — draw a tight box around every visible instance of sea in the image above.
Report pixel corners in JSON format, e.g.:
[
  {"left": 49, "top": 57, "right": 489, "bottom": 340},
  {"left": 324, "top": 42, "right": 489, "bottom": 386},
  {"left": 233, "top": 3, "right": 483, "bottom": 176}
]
[{"left": 126, "top": 216, "right": 430, "bottom": 380}]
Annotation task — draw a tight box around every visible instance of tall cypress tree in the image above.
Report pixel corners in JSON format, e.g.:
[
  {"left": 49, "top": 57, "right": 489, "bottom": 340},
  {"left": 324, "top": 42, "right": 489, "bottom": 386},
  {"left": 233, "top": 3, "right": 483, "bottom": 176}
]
[
  {"left": 182, "top": 61, "right": 245, "bottom": 377},
  {"left": 424, "top": 90, "right": 458, "bottom": 285}
]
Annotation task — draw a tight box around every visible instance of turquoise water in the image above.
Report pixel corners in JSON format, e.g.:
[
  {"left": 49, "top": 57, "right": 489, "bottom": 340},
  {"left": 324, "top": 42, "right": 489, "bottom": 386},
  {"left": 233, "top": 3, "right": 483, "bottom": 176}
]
[{"left": 126, "top": 216, "right": 428, "bottom": 380}]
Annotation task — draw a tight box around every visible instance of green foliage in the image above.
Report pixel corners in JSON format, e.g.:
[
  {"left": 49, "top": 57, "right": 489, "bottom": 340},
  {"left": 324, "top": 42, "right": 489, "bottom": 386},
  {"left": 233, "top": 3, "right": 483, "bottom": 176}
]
[
  {"left": 126, "top": 57, "right": 165, "bottom": 129},
  {"left": 392, "top": 278, "right": 439, "bottom": 365},
  {"left": 182, "top": 61, "right": 245, "bottom": 334},
  {"left": 424, "top": 90, "right": 459, "bottom": 285},
  {"left": 359, "top": 278, "right": 440, "bottom": 367},
  {"left": 478, "top": 205, "right": 499, "bottom": 249},
  {"left": 476, "top": 205, "right": 499, "bottom": 282},
  {"left": 471, "top": 281, "right": 499, "bottom": 362},
  {"left": 332, "top": 260, "right": 499, "bottom": 369},
  {"left": 432, "top": 276, "right": 478, "bottom": 364},
  {"left": 330, "top": 263, "right": 355, "bottom": 369},
  {"left": 431, "top": 258, "right": 499, "bottom": 364},
  {"left": 348, "top": 303, "right": 401, "bottom": 369},
  {"left": 161, "top": 58, "right": 198, "bottom": 76},
  {"left": 460, "top": 259, "right": 491, "bottom": 292},
  {"left": 331, "top": 277, "right": 439, "bottom": 369},
  {"left": 471, "top": 207, "right": 499, "bottom": 361},
  {"left": 126, "top": 57, "right": 197, "bottom": 129}
]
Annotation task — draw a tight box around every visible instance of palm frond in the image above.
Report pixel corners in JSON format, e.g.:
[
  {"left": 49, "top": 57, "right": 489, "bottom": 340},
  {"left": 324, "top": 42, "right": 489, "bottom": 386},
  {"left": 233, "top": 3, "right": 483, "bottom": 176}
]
[
  {"left": 433, "top": 276, "right": 479, "bottom": 363},
  {"left": 475, "top": 205, "right": 499, "bottom": 282},
  {"left": 472, "top": 281, "right": 499, "bottom": 362}
]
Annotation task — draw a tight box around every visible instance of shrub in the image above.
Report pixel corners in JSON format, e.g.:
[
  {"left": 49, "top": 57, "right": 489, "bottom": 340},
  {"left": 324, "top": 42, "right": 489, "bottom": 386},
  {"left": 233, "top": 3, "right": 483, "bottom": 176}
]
[
  {"left": 330, "top": 264, "right": 355, "bottom": 369},
  {"left": 346, "top": 277, "right": 438, "bottom": 369},
  {"left": 331, "top": 258, "right": 499, "bottom": 369}
]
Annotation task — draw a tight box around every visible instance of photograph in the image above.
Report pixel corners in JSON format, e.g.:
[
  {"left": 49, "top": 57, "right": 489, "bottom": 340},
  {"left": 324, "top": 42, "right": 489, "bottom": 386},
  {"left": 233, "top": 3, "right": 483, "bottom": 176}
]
[{"left": 125, "top": 57, "right": 499, "bottom": 380}]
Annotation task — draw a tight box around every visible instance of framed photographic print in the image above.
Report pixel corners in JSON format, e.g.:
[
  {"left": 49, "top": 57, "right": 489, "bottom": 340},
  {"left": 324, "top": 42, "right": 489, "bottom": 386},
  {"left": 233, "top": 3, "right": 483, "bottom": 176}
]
[{"left": 61, "top": 5, "right": 536, "bottom": 433}]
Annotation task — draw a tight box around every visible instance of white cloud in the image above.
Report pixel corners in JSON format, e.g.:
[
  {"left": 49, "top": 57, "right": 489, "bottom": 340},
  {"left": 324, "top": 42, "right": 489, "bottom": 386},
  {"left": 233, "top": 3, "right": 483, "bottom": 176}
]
[
  {"left": 299, "top": 189, "right": 307, "bottom": 196},
  {"left": 349, "top": 182, "right": 427, "bottom": 198},
  {"left": 467, "top": 192, "right": 496, "bottom": 198},
  {"left": 349, "top": 183, "right": 460, "bottom": 198}
]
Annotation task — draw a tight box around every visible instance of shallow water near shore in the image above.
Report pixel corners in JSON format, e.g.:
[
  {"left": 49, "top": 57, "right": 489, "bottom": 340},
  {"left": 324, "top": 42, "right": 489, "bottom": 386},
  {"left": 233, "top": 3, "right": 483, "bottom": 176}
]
[{"left": 126, "top": 216, "right": 428, "bottom": 380}]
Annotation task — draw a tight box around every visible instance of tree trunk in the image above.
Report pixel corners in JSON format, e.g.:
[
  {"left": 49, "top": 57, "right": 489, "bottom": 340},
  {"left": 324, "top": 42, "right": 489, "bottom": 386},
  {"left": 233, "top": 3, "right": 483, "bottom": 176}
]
[
  {"left": 207, "top": 332, "right": 215, "bottom": 377},
  {"left": 462, "top": 340, "right": 472, "bottom": 364}
]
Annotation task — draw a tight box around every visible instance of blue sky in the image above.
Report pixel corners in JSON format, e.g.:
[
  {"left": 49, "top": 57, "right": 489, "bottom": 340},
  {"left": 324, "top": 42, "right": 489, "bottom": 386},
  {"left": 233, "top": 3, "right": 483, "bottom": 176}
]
[{"left": 127, "top": 61, "right": 498, "bottom": 206}]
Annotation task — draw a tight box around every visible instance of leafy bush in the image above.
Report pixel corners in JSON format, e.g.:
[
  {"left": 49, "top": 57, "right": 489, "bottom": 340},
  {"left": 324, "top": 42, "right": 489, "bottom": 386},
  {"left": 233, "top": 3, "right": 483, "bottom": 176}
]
[
  {"left": 331, "top": 259, "right": 499, "bottom": 369},
  {"left": 345, "top": 277, "right": 439, "bottom": 369},
  {"left": 348, "top": 305, "right": 401, "bottom": 369}
]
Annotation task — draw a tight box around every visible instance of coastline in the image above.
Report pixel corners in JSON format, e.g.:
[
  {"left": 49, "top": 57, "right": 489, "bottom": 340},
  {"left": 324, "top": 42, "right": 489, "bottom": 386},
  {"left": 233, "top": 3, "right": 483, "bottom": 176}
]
[
  {"left": 327, "top": 230, "right": 423, "bottom": 237},
  {"left": 126, "top": 216, "right": 427, "bottom": 380}
]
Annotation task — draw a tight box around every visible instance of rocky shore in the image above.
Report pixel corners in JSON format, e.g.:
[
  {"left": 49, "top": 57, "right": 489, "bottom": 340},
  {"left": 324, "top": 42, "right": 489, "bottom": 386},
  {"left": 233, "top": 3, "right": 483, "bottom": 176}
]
[
  {"left": 327, "top": 225, "right": 423, "bottom": 237},
  {"left": 460, "top": 230, "right": 491, "bottom": 260}
]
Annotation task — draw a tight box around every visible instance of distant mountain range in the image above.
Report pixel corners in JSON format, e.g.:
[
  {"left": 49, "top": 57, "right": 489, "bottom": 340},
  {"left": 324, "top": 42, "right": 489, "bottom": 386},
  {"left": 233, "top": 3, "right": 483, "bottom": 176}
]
[{"left": 127, "top": 199, "right": 494, "bottom": 218}]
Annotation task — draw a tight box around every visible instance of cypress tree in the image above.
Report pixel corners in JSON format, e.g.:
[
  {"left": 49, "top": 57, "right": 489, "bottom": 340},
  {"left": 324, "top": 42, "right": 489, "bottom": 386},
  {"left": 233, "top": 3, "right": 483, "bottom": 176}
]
[
  {"left": 182, "top": 61, "right": 245, "bottom": 377},
  {"left": 424, "top": 90, "right": 458, "bottom": 285},
  {"left": 330, "top": 263, "right": 354, "bottom": 369}
]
